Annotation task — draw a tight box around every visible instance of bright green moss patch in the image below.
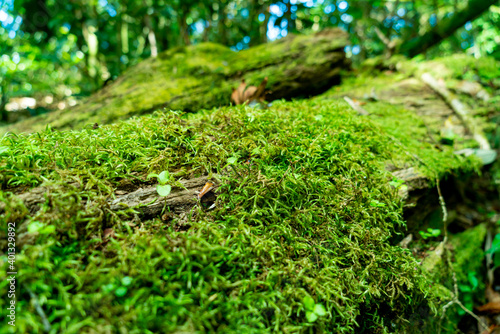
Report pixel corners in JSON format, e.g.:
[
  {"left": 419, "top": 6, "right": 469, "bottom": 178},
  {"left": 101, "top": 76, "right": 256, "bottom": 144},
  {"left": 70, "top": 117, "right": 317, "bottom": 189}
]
[{"left": 0, "top": 95, "right": 479, "bottom": 333}]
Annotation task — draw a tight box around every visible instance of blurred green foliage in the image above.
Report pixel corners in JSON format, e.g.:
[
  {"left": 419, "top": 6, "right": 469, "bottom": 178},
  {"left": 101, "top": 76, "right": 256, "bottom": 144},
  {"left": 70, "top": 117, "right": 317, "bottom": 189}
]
[{"left": 0, "top": 0, "right": 499, "bottom": 122}]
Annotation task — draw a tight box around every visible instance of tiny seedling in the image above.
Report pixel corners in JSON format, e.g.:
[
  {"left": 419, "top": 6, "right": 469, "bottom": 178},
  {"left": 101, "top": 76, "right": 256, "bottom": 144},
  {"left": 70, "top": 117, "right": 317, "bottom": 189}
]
[
  {"left": 27, "top": 220, "right": 56, "bottom": 234},
  {"left": 303, "top": 295, "right": 327, "bottom": 323},
  {"left": 102, "top": 276, "right": 134, "bottom": 298},
  {"left": 370, "top": 200, "right": 386, "bottom": 207},
  {"left": 419, "top": 228, "right": 441, "bottom": 240},
  {"left": 389, "top": 177, "right": 405, "bottom": 188},
  {"left": 147, "top": 170, "right": 172, "bottom": 197}
]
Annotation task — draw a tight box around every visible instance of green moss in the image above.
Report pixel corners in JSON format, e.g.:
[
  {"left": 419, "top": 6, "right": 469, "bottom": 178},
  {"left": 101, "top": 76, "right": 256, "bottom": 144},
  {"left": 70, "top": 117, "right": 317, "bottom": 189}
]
[
  {"left": 0, "top": 49, "right": 495, "bottom": 332},
  {"left": 0, "top": 90, "right": 482, "bottom": 333},
  {"left": 449, "top": 223, "right": 487, "bottom": 291}
]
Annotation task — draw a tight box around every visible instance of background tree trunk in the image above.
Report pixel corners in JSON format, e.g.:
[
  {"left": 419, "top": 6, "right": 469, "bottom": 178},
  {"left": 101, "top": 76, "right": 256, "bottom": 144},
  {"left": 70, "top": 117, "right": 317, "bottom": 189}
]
[
  {"left": 399, "top": 0, "right": 499, "bottom": 57},
  {"left": 0, "top": 81, "right": 8, "bottom": 122}
]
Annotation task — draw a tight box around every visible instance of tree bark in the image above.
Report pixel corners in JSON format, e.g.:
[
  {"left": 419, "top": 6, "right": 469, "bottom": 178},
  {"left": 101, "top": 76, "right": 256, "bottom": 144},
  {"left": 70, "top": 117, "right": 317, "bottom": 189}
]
[{"left": 399, "top": 0, "right": 499, "bottom": 57}]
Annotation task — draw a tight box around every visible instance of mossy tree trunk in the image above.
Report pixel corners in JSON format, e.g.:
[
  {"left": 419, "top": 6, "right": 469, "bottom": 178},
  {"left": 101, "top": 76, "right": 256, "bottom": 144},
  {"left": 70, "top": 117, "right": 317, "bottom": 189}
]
[{"left": 6, "top": 28, "right": 349, "bottom": 134}]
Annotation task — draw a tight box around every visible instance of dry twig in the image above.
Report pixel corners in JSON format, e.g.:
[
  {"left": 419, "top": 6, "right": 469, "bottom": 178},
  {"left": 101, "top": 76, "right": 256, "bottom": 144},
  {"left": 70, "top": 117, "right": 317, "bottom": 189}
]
[{"left": 343, "top": 96, "right": 369, "bottom": 115}]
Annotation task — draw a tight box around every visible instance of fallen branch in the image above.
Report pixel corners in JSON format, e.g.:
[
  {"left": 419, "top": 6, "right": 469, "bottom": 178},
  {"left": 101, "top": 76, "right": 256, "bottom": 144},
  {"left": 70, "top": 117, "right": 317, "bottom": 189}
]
[
  {"left": 109, "top": 176, "right": 215, "bottom": 218},
  {"left": 12, "top": 176, "right": 215, "bottom": 219},
  {"left": 421, "top": 73, "right": 490, "bottom": 150}
]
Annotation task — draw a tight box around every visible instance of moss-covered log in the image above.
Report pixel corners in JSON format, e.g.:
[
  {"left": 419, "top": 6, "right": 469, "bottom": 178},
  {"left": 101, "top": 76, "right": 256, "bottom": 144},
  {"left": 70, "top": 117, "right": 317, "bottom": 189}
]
[
  {"left": 3, "top": 28, "right": 349, "bottom": 134},
  {"left": 398, "top": 0, "right": 499, "bottom": 57},
  {"left": 1, "top": 51, "right": 498, "bottom": 333}
]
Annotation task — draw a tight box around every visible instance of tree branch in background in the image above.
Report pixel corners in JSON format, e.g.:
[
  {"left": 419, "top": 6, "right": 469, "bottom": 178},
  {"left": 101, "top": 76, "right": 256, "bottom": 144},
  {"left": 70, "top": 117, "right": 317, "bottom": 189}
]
[
  {"left": 374, "top": 26, "right": 397, "bottom": 58},
  {"left": 399, "top": 0, "right": 499, "bottom": 57}
]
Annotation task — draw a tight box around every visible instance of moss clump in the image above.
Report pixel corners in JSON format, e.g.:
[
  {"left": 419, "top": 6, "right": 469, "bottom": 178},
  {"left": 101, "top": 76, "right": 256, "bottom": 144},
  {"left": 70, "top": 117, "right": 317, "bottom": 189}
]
[{"left": 0, "top": 88, "right": 481, "bottom": 333}]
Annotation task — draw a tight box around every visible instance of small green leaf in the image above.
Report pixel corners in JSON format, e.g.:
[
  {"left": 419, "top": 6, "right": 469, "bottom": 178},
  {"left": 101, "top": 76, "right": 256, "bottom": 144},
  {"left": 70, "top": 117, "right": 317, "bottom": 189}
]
[
  {"left": 313, "top": 304, "right": 326, "bottom": 316},
  {"left": 468, "top": 272, "right": 478, "bottom": 290},
  {"left": 473, "top": 149, "right": 497, "bottom": 165},
  {"left": 27, "top": 221, "right": 44, "bottom": 233},
  {"left": 121, "top": 276, "right": 133, "bottom": 286},
  {"left": 251, "top": 147, "right": 261, "bottom": 155},
  {"left": 370, "top": 200, "right": 386, "bottom": 207},
  {"left": 157, "top": 184, "right": 172, "bottom": 197},
  {"left": 115, "top": 287, "right": 128, "bottom": 297},
  {"left": 303, "top": 296, "right": 315, "bottom": 310},
  {"left": 227, "top": 157, "right": 238, "bottom": 164},
  {"left": 158, "top": 171, "right": 170, "bottom": 184},
  {"left": 389, "top": 178, "right": 404, "bottom": 188},
  {"left": 454, "top": 148, "right": 497, "bottom": 165},
  {"left": 40, "top": 225, "right": 56, "bottom": 234},
  {"left": 419, "top": 231, "right": 428, "bottom": 239},
  {"left": 429, "top": 228, "right": 441, "bottom": 237},
  {"left": 487, "top": 234, "right": 500, "bottom": 254},
  {"left": 494, "top": 254, "right": 500, "bottom": 268},
  {"left": 146, "top": 173, "right": 159, "bottom": 180},
  {"left": 306, "top": 311, "right": 318, "bottom": 322},
  {"left": 458, "top": 284, "right": 471, "bottom": 292},
  {"left": 102, "top": 284, "right": 116, "bottom": 293}
]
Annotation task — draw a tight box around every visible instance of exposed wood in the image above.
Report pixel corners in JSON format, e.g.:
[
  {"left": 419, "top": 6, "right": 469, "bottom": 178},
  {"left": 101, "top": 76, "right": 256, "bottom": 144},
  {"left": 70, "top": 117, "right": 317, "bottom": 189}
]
[
  {"left": 109, "top": 176, "right": 216, "bottom": 218},
  {"left": 9, "top": 177, "right": 215, "bottom": 219},
  {"left": 145, "top": 15, "right": 158, "bottom": 57}
]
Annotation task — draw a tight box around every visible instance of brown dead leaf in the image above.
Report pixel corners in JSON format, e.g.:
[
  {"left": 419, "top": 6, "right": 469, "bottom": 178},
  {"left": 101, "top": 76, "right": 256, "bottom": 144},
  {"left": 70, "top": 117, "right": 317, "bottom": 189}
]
[
  {"left": 243, "top": 86, "right": 257, "bottom": 101},
  {"left": 231, "top": 80, "right": 247, "bottom": 105},
  {"left": 231, "top": 77, "right": 268, "bottom": 105},
  {"left": 251, "top": 77, "right": 267, "bottom": 102},
  {"left": 162, "top": 212, "right": 174, "bottom": 222},
  {"left": 197, "top": 182, "right": 214, "bottom": 200},
  {"left": 477, "top": 302, "right": 500, "bottom": 314},
  {"left": 103, "top": 228, "right": 115, "bottom": 239}
]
